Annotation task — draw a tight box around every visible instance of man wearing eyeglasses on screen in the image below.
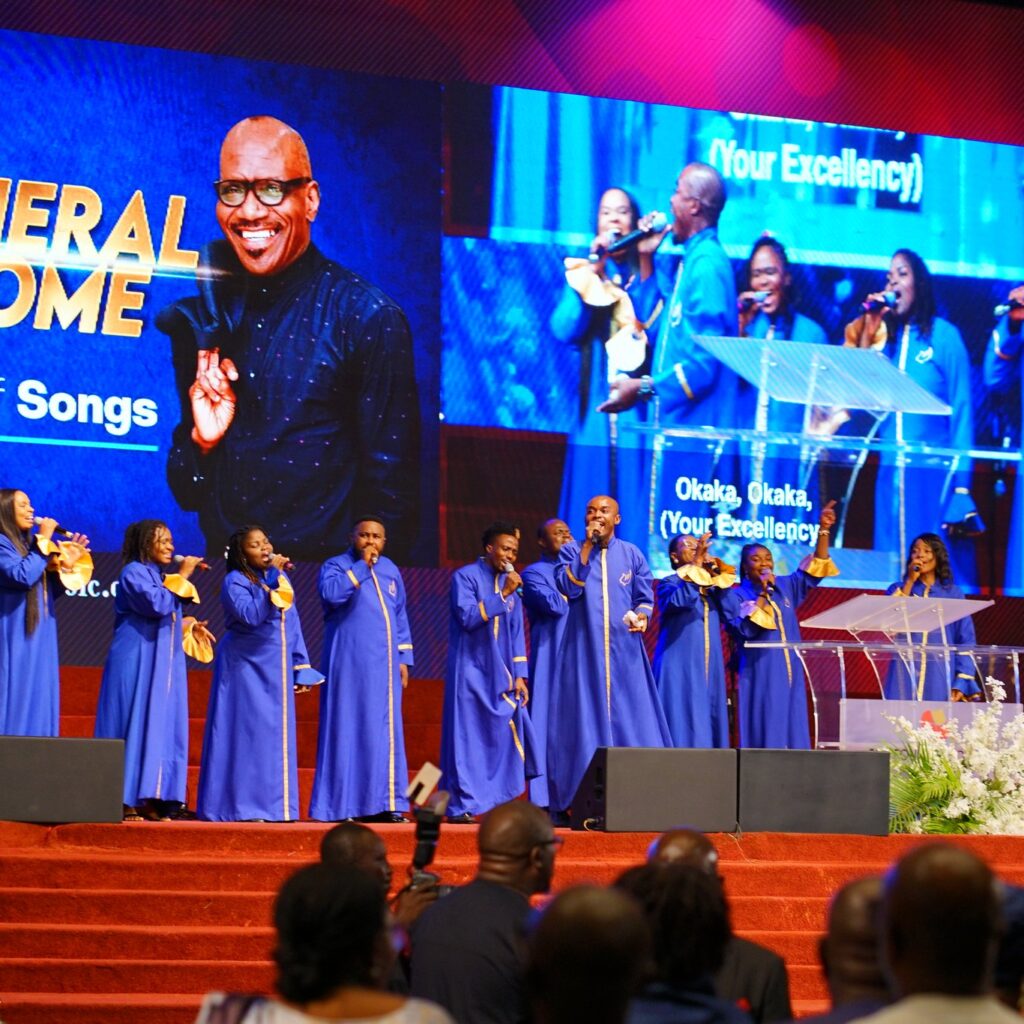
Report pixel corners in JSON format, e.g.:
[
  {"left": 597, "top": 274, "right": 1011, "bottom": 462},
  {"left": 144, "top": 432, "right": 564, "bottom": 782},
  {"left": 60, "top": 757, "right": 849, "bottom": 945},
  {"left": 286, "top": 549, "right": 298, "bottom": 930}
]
[{"left": 161, "top": 115, "right": 420, "bottom": 563}]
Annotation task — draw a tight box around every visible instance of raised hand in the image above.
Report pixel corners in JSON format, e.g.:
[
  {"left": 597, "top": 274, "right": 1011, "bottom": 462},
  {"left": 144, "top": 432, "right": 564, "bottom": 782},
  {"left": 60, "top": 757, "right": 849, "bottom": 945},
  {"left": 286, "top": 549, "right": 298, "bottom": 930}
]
[{"left": 189, "top": 348, "right": 239, "bottom": 454}]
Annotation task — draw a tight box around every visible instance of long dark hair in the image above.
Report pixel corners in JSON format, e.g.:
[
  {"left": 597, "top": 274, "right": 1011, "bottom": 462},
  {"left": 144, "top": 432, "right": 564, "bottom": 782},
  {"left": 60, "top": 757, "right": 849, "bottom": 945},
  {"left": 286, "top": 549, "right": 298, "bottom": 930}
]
[
  {"left": 891, "top": 248, "right": 936, "bottom": 340},
  {"left": 273, "top": 864, "right": 387, "bottom": 1004},
  {"left": 121, "top": 520, "right": 166, "bottom": 567},
  {"left": 907, "top": 532, "right": 953, "bottom": 585},
  {"left": 0, "top": 488, "right": 39, "bottom": 636},
  {"left": 599, "top": 185, "right": 641, "bottom": 277},
  {"left": 225, "top": 524, "right": 266, "bottom": 583}
]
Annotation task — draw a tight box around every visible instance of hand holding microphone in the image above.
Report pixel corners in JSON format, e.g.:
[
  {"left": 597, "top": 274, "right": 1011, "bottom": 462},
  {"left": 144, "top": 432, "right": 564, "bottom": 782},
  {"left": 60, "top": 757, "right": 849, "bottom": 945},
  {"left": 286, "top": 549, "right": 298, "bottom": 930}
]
[
  {"left": 994, "top": 286, "right": 1024, "bottom": 322},
  {"left": 173, "top": 554, "right": 209, "bottom": 578},
  {"left": 862, "top": 289, "right": 898, "bottom": 314},
  {"left": 500, "top": 562, "right": 522, "bottom": 599},
  {"left": 760, "top": 569, "right": 776, "bottom": 596},
  {"left": 270, "top": 553, "right": 295, "bottom": 572},
  {"left": 33, "top": 516, "right": 90, "bottom": 553}
]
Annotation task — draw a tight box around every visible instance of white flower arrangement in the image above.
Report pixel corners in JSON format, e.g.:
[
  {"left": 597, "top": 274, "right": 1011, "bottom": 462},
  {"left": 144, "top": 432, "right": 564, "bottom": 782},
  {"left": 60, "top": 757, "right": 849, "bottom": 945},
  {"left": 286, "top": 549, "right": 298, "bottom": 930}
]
[{"left": 887, "top": 679, "right": 1024, "bottom": 834}]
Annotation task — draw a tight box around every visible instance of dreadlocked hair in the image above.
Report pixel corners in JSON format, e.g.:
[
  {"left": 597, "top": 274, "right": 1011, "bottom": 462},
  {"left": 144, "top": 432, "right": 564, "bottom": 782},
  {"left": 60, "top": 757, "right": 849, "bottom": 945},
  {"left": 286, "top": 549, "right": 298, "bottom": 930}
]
[
  {"left": 121, "top": 520, "right": 167, "bottom": 566},
  {"left": 225, "top": 525, "right": 267, "bottom": 582},
  {"left": 0, "top": 489, "right": 39, "bottom": 636}
]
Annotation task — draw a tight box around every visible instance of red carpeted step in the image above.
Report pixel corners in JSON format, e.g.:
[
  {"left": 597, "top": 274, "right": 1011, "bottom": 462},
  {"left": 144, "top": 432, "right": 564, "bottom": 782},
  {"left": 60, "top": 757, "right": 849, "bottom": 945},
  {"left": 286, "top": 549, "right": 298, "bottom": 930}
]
[
  {"left": 0, "top": 923, "right": 273, "bottom": 961},
  {"left": 0, "top": 992, "right": 205, "bottom": 1024},
  {"left": 0, "top": 958, "right": 273, "bottom": 994}
]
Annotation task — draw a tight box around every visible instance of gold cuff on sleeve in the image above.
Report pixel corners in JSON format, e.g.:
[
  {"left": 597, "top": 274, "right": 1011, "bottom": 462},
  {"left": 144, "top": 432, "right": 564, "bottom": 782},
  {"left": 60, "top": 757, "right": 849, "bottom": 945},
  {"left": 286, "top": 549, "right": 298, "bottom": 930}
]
[
  {"left": 57, "top": 546, "right": 94, "bottom": 591},
  {"left": 182, "top": 617, "right": 215, "bottom": 663},
  {"left": 799, "top": 555, "right": 840, "bottom": 578},
  {"left": 270, "top": 573, "right": 295, "bottom": 611},
  {"left": 163, "top": 573, "right": 200, "bottom": 604}
]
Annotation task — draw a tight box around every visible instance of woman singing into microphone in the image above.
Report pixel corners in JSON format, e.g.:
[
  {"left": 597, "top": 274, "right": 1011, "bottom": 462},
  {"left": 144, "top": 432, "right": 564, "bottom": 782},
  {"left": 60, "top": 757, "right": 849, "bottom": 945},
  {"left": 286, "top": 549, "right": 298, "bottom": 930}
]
[
  {"left": 883, "top": 532, "right": 980, "bottom": 702},
  {"left": 0, "top": 489, "right": 91, "bottom": 737},
  {"left": 844, "top": 249, "right": 978, "bottom": 586},
  {"left": 727, "top": 500, "right": 838, "bottom": 749},
  {"left": 93, "top": 520, "right": 214, "bottom": 821},
  {"left": 198, "top": 526, "right": 322, "bottom": 822},
  {"left": 552, "top": 187, "right": 653, "bottom": 544}
]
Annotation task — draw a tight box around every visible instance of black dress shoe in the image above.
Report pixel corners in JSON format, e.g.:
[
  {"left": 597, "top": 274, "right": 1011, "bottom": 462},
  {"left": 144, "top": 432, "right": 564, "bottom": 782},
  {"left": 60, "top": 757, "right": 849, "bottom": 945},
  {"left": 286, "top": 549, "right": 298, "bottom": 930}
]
[
  {"left": 356, "top": 811, "right": 407, "bottom": 824},
  {"left": 447, "top": 812, "right": 476, "bottom": 824}
]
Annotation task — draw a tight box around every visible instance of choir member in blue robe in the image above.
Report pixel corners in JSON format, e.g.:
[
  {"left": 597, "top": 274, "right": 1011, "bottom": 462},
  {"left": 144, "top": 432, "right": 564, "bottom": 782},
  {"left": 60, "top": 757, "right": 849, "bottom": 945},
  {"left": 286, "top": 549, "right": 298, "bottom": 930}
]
[
  {"left": 0, "top": 489, "right": 90, "bottom": 737},
  {"left": 737, "top": 235, "right": 829, "bottom": 508},
  {"left": 982, "top": 286, "right": 1024, "bottom": 593},
  {"left": 440, "top": 521, "right": 531, "bottom": 822},
  {"left": 728, "top": 501, "right": 839, "bottom": 749},
  {"left": 597, "top": 164, "right": 739, "bottom": 541},
  {"left": 549, "top": 496, "right": 671, "bottom": 816},
  {"left": 198, "top": 525, "right": 322, "bottom": 822},
  {"left": 521, "top": 518, "right": 573, "bottom": 807},
  {"left": 845, "top": 250, "right": 979, "bottom": 587},
  {"left": 93, "top": 520, "right": 213, "bottom": 820},
  {"left": 883, "top": 533, "right": 980, "bottom": 702},
  {"left": 653, "top": 532, "right": 739, "bottom": 748},
  {"left": 309, "top": 516, "right": 414, "bottom": 822},
  {"left": 552, "top": 188, "right": 651, "bottom": 549}
]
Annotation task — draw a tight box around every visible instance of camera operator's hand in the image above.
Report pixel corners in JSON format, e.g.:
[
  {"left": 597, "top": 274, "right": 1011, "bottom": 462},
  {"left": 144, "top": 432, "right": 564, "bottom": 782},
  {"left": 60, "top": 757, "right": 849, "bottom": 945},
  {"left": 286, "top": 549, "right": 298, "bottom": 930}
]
[{"left": 393, "top": 880, "right": 440, "bottom": 929}]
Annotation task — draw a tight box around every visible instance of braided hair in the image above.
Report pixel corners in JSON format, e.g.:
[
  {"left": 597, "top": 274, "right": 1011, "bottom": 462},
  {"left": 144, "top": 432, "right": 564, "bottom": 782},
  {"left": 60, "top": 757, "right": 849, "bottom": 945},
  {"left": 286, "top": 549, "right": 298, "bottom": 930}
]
[
  {"left": 120, "top": 520, "right": 167, "bottom": 566},
  {"left": 225, "top": 524, "right": 267, "bottom": 583}
]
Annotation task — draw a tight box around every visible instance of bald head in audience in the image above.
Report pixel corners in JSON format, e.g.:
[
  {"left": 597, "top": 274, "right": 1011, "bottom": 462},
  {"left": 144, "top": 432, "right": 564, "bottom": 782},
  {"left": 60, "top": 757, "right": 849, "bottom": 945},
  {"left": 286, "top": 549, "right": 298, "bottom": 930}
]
[
  {"left": 476, "top": 799, "right": 559, "bottom": 897},
  {"left": 649, "top": 827, "right": 719, "bottom": 874},
  {"left": 883, "top": 843, "right": 1003, "bottom": 998},
  {"left": 527, "top": 886, "right": 650, "bottom": 1024}
]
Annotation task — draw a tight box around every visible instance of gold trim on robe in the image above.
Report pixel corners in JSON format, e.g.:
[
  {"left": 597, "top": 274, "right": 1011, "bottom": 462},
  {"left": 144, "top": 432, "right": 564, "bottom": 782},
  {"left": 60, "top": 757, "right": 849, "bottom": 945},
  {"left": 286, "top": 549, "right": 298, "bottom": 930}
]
[
  {"left": 798, "top": 554, "right": 840, "bottom": 579},
  {"left": 57, "top": 545, "right": 94, "bottom": 591},
  {"left": 742, "top": 600, "right": 777, "bottom": 630},
  {"left": 843, "top": 314, "right": 887, "bottom": 350},
  {"left": 162, "top": 573, "right": 200, "bottom": 603},
  {"left": 182, "top": 617, "right": 215, "bottom": 663},
  {"left": 269, "top": 573, "right": 294, "bottom": 611}
]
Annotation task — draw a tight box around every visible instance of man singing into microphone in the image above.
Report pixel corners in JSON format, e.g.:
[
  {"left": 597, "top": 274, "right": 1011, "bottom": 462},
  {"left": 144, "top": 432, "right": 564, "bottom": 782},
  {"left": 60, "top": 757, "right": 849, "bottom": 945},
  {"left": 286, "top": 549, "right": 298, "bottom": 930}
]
[
  {"left": 309, "top": 515, "right": 414, "bottom": 822},
  {"left": 547, "top": 495, "right": 671, "bottom": 822},
  {"left": 161, "top": 116, "right": 420, "bottom": 563},
  {"left": 440, "top": 521, "right": 534, "bottom": 823}
]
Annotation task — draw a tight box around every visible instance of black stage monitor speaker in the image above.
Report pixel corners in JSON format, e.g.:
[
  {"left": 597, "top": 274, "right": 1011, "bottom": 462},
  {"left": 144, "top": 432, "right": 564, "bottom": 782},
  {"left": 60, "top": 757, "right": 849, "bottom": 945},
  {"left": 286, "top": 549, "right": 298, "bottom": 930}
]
[
  {"left": 737, "top": 749, "right": 890, "bottom": 834},
  {"left": 570, "top": 747, "right": 737, "bottom": 832},
  {"left": 0, "top": 736, "right": 124, "bottom": 823}
]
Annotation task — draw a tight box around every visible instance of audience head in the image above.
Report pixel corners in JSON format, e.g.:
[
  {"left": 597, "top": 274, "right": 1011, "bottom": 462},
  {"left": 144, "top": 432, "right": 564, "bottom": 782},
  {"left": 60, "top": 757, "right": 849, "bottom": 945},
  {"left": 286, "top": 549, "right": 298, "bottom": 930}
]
[
  {"left": 820, "top": 876, "right": 889, "bottom": 1008},
  {"left": 477, "top": 800, "right": 561, "bottom": 897},
  {"left": 882, "top": 843, "right": 1003, "bottom": 998},
  {"left": 320, "top": 822, "right": 393, "bottom": 892},
  {"left": 616, "top": 861, "right": 732, "bottom": 988},
  {"left": 527, "top": 885, "right": 651, "bottom": 1024},
  {"left": 995, "top": 884, "right": 1024, "bottom": 1010},
  {"left": 272, "top": 863, "right": 392, "bottom": 1006},
  {"left": 648, "top": 827, "right": 719, "bottom": 876}
]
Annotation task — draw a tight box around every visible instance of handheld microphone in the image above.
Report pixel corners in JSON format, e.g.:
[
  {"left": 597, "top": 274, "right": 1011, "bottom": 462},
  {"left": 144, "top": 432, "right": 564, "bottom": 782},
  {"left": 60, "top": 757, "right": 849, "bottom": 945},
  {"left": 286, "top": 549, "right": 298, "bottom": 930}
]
[
  {"left": 602, "top": 212, "right": 669, "bottom": 256},
  {"left": 994, "top": 298, "right": 1024, "bottom": 316},
  {"left": 590, "top": 529, "right": 602, "bottom": 547},
  {"left": 739, "top": 290, "right": 769, "bottom": 311},
  {"left": 173, "top": 554, "right": 210, "bottom": 571},
  {"left": 862, "top": 290, "right": 898, "bottom": 313},
  {"left": 911, "top": 563, "right": 922, "bottom": 573},
  {"left": 33, "top": 516, "right": 74, "bottom": 538}
]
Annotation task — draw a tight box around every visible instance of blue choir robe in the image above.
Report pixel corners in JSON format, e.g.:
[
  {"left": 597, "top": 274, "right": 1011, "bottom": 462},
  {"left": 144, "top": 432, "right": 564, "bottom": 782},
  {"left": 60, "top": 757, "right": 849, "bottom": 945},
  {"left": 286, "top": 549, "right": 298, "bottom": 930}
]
[
  {"left": 627, "top": 228, "right": 739, "bottom": 544},
  {"left": 729, "top": 555, "right": 838, "bottom": 749},
  {"left": 521, "top": 553, "right": 569, "bottom": 806},
  {"left": 882, "top": 578, "right": 980, "bottom": 701},
  {"left": 552, "top": 261, "right": 651, "bottom": 550},
  {"left": 440, "top": 558, "right": 533, "bottom": 817},
  {"left": 93, "top": 561, "right": 196, "bottom": 806},
  {"left": 0, "top": 534, "right": 60, "bottom": 737},
  {"left": 198, "top": 567, "right": 318, "bottom": 821},
  {"left": 309, "top": 551, "right": 414, "bottom": 820},
  {"left": 549, "top": 537, "right": 671, "bottom": 812},
  {"left": 740, "top": 310, "right": 828, "bottom": 507},
  {"left": 983, "top": 315, "right": 1023, "bottom": 592},
  {"left": 653, "top": 564, "right": 739, "bottom": 748},
  {"left": 850, "top": 317, "right": 976, "bottom": 587}
]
